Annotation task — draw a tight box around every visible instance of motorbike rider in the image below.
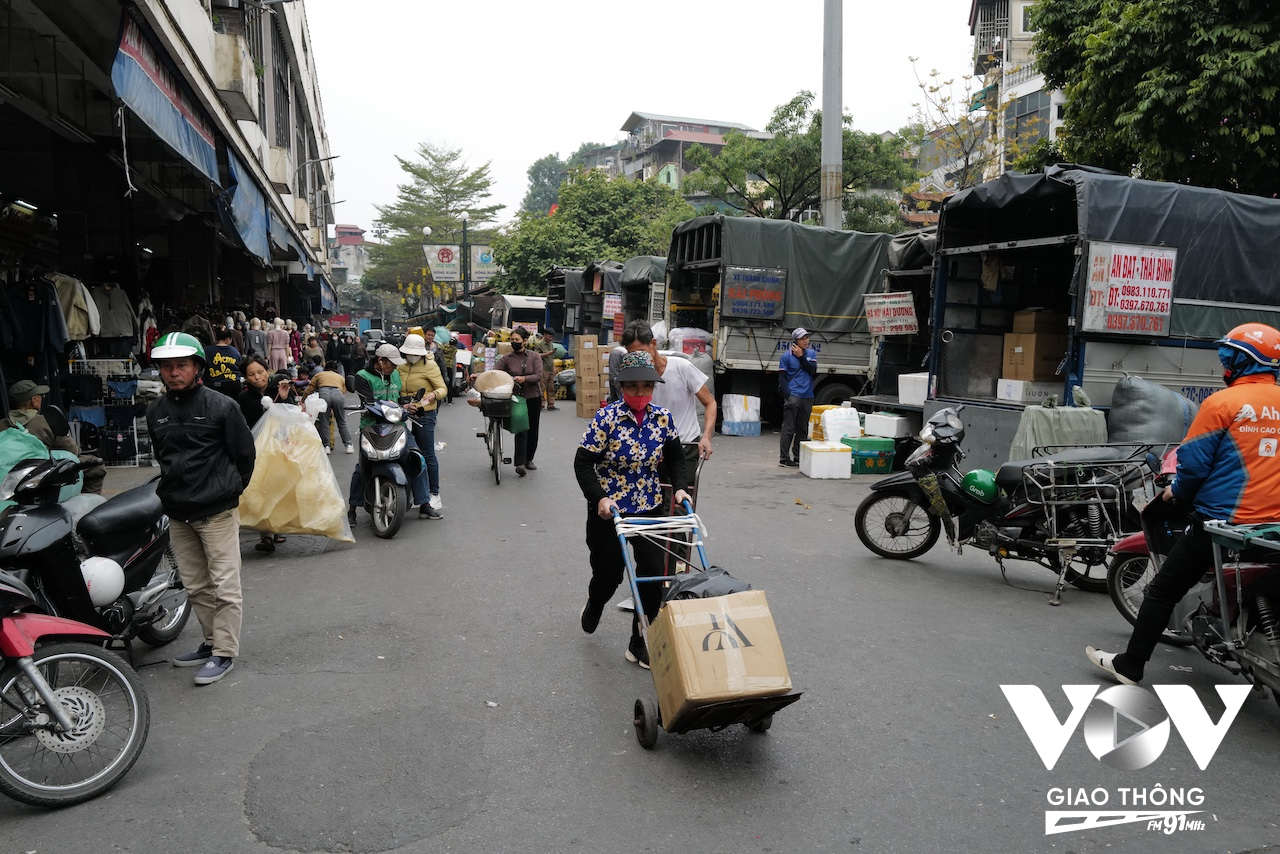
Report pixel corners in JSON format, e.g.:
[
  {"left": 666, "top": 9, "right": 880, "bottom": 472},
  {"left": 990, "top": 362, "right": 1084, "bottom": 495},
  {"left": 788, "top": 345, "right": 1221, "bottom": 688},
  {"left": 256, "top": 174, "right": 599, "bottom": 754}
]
[
  {"left": 396, "top": 334, "right": 447, "bottom": 519},
  {"left": 146, "top": 332, "right": 256, "bottom": 685},
  {"left": 346, "top": 343, "right": 421, "bottom": 525},
  {"left": 1088, "top": 323, "right": 1280, "bottom": 685}
]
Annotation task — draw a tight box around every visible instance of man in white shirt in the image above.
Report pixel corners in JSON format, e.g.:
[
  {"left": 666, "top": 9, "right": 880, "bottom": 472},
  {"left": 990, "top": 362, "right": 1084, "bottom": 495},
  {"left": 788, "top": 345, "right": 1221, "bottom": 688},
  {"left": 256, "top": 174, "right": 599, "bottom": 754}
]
[{"left": 622, "top": 321, "right": 715, "bottom": 490}]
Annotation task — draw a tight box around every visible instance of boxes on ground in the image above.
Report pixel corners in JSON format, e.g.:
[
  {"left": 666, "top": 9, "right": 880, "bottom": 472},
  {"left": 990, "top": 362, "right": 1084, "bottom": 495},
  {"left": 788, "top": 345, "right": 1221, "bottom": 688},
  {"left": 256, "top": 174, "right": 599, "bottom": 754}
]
[
  {"left": 721, "top": 393, "right": 761, "bottom": 436},
  {"left": 799, "top": 440, "right": 852, "bottom": 479},
  {"left": 647, "top": 590, "right": 792, "bottom": 732},
  {"left": 807, "top": 404, "right": 840, "bottom": 440},
  {"left": 820, "top": 407, "right": 862, "bottom": 443},
  {"left": 864, "top": 411, "right": 918, "bottom": 439},
  {"left": 1002, "top": 333, "right": 1067, "bottom": 382},
  {"left": 996, "top": 377, "right": 1061, "bottom": 404},
  {"left": 898, "top": 372, "right": 929, "bottom": 407},
  {"left": 1012, "top": 308, "right": 1068, "bottom": 333},
  {"left": 842, "top": 436, "right": 896, "bottom": 473},
  {"left": 720, "top": 421, "right": 762, "bottom": 436},
  {"left": 576, "top": 396, "right": 603, "bottom": 418}
]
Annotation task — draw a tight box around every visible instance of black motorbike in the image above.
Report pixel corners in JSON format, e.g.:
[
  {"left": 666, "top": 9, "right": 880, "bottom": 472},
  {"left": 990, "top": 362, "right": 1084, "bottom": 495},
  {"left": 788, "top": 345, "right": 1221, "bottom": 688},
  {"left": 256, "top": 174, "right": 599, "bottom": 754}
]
[
  {"left": 353, "top": 388, "right": 426, "bottom": 539},
  {"left": 0, "top": 456, "right": 189, "bottom": 657},
  {"left": 854, "top": 406, "right": 1154, "bottom": 603}
]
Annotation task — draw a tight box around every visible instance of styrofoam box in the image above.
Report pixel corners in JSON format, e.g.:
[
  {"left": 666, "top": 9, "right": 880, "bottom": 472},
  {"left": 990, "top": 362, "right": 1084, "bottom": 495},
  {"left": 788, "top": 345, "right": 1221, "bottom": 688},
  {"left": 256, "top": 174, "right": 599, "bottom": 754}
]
[
  {"left": 996, "top": 377, "right": 1060, "bottom": 405},
  {"left": 898, "top": 372, "right": 929, "bottom": 407},
  {"left": 799, "top": 441, "right": 852, "bottom": 479},
  {"left": 821, "top": 408, "right": 863, "bottom": 443},
  {"left": 865, "top": 411, "right": 919, "bottom": 439}
]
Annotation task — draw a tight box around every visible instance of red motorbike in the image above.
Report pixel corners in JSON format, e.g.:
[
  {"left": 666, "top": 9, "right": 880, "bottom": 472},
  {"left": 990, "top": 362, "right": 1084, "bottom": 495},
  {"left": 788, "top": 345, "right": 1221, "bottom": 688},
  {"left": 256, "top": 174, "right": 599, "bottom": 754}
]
[{"left": 0, "top": 569, "right": 150, "bottom": 807}]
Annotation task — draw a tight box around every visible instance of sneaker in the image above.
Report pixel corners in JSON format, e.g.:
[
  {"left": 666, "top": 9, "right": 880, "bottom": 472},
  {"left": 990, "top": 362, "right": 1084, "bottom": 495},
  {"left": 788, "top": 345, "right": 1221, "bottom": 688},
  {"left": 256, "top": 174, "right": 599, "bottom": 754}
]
[
  {"left": 580, "top": 598, "right": 605, "bottom": 634},
  {"left": 780, "top": 459, "right": 799, "bottom": 468},
  {"left": 347, "top": 507, "right": 358, "bottom": 526},
  {"left": 429, "top": 493, "right": 443, "bottom": 511},
  {"left": 525, "top": 461, "right": 538, "bottom": 471},
  {"left": 1085, "top": 646, "right": 1141, "bottom": 686},
  {"left": 419, "top": 506, "right": 443, "bottom": 520},
  {"left": 515, "top": 465, "right": 527, "bottom": 477},
  {"left": 345, "top": 444, "right": 354, "bottom": 454},
  {"left": 325, "top": 446, "right": 332, "bottom": 455},
  {"left": 193, "top": 656, "right": 235, "bottom": 685},
  {"left": 173, "top": 643, "right": 214, "bottom": 667},
  {"left": 625, "top": 636, "right": 651, "bottom": 670}
]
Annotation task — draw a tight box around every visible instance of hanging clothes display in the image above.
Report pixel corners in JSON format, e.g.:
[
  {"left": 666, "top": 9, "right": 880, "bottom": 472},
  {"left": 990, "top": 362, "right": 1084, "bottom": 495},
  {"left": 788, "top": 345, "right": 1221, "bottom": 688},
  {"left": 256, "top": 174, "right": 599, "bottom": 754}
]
[
  {"left": 3, "top": 276, "right": 70, "bottom": 410},
  {"left": 50, "top": 273, "right": 99, "bottom": 341},
  {"left": 90, "top": 283, "right": 138, "bottom": 357}
]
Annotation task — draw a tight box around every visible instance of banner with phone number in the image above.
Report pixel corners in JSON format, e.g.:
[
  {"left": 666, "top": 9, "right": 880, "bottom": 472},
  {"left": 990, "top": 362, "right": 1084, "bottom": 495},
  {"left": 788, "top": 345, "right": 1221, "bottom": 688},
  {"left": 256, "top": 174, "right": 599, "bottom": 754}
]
[{"left": 1081, "top": 241, "right": 1177, "bottom": 336}]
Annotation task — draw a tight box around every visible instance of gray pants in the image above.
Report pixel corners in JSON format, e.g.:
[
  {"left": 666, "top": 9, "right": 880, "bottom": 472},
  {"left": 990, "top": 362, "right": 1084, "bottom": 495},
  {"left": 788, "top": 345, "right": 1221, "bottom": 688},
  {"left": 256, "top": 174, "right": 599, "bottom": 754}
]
[{"left": 315, "top": 387, "right": 353, "bottom": 448}]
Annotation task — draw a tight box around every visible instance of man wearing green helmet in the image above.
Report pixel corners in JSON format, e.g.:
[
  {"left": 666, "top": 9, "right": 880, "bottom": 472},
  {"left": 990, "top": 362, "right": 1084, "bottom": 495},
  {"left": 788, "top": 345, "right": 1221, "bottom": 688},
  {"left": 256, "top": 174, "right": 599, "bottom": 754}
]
[{"left": 146, "top": 332, "right": 256, "bottom": 686}]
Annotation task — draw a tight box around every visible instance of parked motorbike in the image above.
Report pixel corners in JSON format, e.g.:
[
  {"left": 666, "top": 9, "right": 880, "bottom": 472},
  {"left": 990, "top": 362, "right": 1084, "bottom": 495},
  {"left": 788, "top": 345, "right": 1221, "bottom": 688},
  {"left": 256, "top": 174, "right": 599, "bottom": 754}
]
[
  {"left": 854, "top": 406, "right": 1154, "bottom": 603},
  {"left": 353, "top": 388, "right": 426, "bottom": 539},
  {"left": 0, "top": 568, "right": 150, "bottom": 807},
  {"left": 0, "top": 457, "right": 188, "bottom": 658}
]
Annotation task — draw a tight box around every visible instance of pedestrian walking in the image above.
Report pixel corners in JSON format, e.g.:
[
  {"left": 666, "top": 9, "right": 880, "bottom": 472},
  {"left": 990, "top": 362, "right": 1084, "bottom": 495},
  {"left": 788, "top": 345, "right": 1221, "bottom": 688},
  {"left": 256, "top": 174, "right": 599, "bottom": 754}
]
[
  {"left": 146, "top": 332, "right": 255, "bottom": 685},
  {"left": 301, "top": 361, "right": 354, "bottom": 455},
  {"left": 778, "top": 327, "right": 817, "bottom": 467},
  {"left": 494, "top": 327, "right": 544, "bottom": 476},
  {"left": 532, "top": 326, "right": 561, "bottom": 411}
]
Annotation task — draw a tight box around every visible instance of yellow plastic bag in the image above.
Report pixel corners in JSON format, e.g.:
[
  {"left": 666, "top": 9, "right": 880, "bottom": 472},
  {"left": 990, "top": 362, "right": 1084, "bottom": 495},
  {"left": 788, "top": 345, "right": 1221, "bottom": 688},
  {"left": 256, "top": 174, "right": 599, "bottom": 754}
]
[{"left": 238, "top": 403, "right": 354, "bottom": 542}]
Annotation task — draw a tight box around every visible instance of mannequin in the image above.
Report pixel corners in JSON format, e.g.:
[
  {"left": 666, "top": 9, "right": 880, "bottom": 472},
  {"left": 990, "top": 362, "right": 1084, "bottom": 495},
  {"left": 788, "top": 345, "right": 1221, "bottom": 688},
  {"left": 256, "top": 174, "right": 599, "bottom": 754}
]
[{"left": 266, "top": 317, "right": 291, "bottom": 372}]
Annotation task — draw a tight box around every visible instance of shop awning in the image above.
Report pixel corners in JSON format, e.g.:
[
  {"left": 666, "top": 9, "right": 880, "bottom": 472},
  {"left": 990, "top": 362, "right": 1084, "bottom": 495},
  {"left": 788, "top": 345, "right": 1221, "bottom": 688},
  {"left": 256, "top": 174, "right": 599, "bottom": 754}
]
[
  {"left": 111, "top": 14, "right": 219, "bottom": 185},
  {"left": 319, "top": 274, "right": 337, "bottom": 312},
  {"left": 267, "top": 210, "right": 293, "bottom": 258},
  {"left": 221, "top": 152, "right": 270, "bottom": 263}
]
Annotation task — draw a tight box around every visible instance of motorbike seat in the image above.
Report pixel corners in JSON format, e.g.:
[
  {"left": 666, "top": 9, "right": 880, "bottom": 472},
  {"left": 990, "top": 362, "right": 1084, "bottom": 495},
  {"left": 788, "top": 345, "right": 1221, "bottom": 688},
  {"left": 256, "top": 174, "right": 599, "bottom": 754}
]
[
  {"left": 78, "top": 481, "right": 163, "bottom": 539},
  {"left": 995, "top": 447, "right": 1130, "bottom": 492}
]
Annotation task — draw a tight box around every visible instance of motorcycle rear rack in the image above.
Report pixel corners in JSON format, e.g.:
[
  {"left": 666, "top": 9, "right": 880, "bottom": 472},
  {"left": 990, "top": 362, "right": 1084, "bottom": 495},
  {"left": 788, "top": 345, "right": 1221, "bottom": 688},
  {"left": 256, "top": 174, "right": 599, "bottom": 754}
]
[{"left": 1020, "top": 458, "right": 1155, "bottom": 544}]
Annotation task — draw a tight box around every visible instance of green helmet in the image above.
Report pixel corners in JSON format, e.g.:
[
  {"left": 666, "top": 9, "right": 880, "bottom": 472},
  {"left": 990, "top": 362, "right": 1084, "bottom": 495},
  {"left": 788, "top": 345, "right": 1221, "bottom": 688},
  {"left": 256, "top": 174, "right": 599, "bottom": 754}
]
[
  {"left": 961, "top": 469, "right": 999, "bottom": 504},
  {"left": 151, "top": 332, "right": 206, "bottom": 365}
]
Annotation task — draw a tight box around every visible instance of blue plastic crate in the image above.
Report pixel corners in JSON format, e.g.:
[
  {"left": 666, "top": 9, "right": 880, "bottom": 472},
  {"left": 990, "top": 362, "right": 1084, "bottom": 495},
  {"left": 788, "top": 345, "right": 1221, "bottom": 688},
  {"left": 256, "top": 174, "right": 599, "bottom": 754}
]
[{"left": 721, "top": 421, "right": 762, "bottom": 436}]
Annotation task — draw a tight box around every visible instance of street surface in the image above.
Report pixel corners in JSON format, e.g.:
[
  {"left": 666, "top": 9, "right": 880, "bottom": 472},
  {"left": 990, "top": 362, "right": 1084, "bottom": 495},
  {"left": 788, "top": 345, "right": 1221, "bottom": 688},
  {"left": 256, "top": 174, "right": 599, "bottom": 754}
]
[{"left": 4, "top": 400, "right": 1280, "bottom": 854}]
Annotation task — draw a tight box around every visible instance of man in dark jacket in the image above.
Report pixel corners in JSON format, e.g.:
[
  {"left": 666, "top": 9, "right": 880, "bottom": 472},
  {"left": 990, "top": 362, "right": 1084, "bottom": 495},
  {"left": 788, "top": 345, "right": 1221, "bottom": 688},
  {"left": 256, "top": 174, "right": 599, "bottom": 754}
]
[{"left": 146, "top": 332, "right": 255, "bottom": 685}]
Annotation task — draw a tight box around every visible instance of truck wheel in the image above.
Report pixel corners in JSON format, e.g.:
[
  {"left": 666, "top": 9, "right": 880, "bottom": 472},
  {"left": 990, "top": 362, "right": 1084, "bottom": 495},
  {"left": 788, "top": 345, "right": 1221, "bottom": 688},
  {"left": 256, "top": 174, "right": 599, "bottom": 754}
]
[{"left": 815, "top": 382, "right": 855, "bottom": 407}]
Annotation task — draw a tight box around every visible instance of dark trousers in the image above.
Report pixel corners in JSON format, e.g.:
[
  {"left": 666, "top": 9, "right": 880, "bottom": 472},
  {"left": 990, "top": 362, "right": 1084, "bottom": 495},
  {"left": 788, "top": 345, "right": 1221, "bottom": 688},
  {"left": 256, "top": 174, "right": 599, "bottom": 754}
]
[
  {"left": 1126, "top": 520, "right": 1214, "bottom": 666},
  {"left": 780, "top": 395, "right": 813, "bottom": 462},
  {"left": 585, "top": 507, "right": 665, "bottom": 640},
  {"left": 513, "top": 396, "right": 541, "bottom": 466}
]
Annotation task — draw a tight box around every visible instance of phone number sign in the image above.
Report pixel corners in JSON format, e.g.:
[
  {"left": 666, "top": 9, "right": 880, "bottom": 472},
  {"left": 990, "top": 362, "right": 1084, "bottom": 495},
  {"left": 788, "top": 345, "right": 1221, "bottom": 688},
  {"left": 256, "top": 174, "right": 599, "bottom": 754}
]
[
  {"left": 723, "top": 266, "right": 786, "bottom": 321},
  {"left": 1082, "top": 241, "right": 1177, "bottom": 336}
]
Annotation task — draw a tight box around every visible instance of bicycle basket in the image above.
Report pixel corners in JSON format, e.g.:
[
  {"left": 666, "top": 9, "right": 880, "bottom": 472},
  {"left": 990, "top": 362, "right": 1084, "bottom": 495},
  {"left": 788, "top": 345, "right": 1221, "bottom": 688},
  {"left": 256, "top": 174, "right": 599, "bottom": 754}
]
[{"left": 479, "top": 394, "right": 513, "bottom": 418}]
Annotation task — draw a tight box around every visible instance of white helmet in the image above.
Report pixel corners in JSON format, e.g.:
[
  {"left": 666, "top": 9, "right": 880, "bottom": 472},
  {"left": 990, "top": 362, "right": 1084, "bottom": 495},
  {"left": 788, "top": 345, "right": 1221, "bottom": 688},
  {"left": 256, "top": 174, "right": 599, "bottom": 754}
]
[{"left": 80, "top": 556, "right": 125, "bottom": 607}]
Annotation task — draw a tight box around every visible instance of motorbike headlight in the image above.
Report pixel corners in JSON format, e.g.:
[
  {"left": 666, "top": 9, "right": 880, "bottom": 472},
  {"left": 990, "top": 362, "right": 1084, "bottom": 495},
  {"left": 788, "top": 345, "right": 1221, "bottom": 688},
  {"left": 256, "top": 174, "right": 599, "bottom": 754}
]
[
  {"left": 919, "top": 424, "right": 937, "bottom": 445},
  {"left": 384, "top": 405, "right": 403, "bottom": 423}
]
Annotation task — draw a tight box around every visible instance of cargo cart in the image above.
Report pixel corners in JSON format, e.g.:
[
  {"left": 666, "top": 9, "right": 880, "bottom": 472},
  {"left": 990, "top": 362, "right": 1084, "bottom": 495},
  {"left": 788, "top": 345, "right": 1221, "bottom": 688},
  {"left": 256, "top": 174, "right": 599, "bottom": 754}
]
[{"left": 613, "top": 502, "right": 802, "bottom": 749}]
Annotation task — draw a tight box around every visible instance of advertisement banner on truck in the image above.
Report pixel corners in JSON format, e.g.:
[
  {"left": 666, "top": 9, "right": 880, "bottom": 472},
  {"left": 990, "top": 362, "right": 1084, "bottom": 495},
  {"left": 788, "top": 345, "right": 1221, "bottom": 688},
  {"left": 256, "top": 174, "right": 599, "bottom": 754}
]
[
  {"left": 723, "top": 266, "right": 787, "bottom": 321},
  {"left": 865, "top": 292, "right": 919, "bottom": 335},
  {"left": 1081, "top": 241, "right": 1177, "bottom": 336}
]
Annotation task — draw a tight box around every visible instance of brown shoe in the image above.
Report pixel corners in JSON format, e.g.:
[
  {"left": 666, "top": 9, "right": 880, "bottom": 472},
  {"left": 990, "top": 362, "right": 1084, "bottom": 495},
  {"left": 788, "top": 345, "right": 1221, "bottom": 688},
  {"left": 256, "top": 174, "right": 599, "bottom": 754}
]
[{"left": 546, "top": 405, "right": 558, "bottom": 411}]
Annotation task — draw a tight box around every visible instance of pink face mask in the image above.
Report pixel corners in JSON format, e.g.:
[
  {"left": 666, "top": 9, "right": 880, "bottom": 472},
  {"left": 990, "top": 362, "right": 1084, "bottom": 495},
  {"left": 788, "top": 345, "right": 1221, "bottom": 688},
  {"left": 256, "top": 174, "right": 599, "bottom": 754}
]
[{"left": 623, "top": 393, "right": 652, "bottom": 412}]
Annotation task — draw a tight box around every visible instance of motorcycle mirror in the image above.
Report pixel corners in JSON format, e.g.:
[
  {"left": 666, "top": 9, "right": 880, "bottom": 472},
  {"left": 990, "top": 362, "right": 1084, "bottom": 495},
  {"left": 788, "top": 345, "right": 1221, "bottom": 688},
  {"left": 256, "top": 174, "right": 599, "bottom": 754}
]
[
  {"left": 1145, "top": 452, "right": 1161, "bottom": 474},
  {"left": 414, "top": 387, "right": 426, "bottom": 402},
  {"left": 42, "top": 404, "right": 71, "bottom": 438}
]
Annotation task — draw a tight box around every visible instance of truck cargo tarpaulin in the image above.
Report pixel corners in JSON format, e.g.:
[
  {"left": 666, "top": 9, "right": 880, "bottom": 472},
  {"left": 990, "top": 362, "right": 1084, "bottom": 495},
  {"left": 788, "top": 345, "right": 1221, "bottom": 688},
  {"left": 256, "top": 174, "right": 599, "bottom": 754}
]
[
  {"left": 669, "top": 216, "right": 893, "bottom": 334},
  {"left": 940, "top": 165, "right": 1280, "bottom": 340},
  {"left": 865, "top": 292, "right": 920, "bottom": 335}
]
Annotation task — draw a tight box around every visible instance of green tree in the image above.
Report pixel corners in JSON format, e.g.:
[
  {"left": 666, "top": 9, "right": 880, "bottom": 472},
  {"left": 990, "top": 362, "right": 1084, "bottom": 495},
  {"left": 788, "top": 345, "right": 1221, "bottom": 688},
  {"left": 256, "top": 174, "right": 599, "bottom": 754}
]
[
  {"left": 682, "top": 91, "right": 914, "bottom": 222},
  {"left": 491, "top": 171, "right": 694, "bottom": 293},
  {"left": 1034, "top": 0, "right": 1280, "bottom": 193},
  {"left": 520, "top": 153, "right": 567, "bottom": 215},
  {"left": 364, "top": 141, "right": 504, "bottom": 310}
]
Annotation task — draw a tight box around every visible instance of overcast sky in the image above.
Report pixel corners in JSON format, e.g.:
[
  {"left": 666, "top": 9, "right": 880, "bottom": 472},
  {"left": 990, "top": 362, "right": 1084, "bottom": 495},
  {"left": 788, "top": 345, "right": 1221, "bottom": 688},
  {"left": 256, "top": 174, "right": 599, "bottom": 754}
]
[{"left": 305, "top": 1, "right": 977, "bottom": 236}]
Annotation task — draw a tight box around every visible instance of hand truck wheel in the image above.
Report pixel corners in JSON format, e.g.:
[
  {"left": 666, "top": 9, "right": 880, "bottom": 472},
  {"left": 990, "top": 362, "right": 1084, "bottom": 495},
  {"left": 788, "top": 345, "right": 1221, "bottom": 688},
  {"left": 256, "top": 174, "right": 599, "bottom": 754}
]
[
  {"left": 634, "top": 698, "right": 659, "bottom": 749},
  {"left": 746, "top": 714, "right": 774, "bottom": 734}
]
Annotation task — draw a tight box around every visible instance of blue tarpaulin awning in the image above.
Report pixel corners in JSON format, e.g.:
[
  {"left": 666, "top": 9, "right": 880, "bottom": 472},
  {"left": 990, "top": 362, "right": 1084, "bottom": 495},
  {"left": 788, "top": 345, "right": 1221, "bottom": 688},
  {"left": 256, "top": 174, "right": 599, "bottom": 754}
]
[{"left": 223, "top": 152, "right": 269, "bottom": 263}]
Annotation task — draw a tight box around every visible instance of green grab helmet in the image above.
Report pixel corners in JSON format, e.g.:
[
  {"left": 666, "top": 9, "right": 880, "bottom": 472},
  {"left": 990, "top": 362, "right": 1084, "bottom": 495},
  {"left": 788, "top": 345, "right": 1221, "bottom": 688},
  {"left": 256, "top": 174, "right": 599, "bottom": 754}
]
[
  {"left": 151, "top": 331, "right": 206, "bottom": 366},
  {"left": 961, "top": 469, "right": 999, "bottom": 505}
]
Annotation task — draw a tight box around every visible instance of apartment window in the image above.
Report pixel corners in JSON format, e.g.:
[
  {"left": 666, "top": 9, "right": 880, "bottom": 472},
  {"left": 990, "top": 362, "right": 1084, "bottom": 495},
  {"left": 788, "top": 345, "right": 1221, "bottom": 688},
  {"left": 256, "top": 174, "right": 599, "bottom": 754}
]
[
  {"left": 1004, "top": 89, "right": 1051, "bottom": 162},
  {"left": 244, "top": 6, "right": 265, "bottom": 120},
  {"left": 1019, "top": 2, "right": 1039, "bottom": 34},
  {"left": 271, "top": 23, "right": 289, "bottom": 147}
]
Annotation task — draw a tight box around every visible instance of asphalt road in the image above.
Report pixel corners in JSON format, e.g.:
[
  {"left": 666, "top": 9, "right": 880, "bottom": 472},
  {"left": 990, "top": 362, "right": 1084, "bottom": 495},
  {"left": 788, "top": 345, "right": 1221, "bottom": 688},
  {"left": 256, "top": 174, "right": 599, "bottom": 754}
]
[{"left": 4, "top": 401, "right": 1280, "bottom": 854}]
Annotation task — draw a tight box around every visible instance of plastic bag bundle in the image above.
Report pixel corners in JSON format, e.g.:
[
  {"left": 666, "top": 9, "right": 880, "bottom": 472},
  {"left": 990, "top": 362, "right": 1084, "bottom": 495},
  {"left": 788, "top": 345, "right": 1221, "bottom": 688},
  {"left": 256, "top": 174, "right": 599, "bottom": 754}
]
[
  {"left": 1107, "top": 375, "right": 1199, "bottom": 445},
  {"left": 238, "top": 403, "right": 354, "bottom": 542}
]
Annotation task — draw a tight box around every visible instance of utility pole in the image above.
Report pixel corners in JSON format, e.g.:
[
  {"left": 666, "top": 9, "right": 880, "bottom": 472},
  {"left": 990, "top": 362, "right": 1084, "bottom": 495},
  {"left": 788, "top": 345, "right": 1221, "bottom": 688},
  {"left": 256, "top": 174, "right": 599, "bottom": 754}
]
[{"left": 821, "top": 0, "right": 843, "bottom": 229}]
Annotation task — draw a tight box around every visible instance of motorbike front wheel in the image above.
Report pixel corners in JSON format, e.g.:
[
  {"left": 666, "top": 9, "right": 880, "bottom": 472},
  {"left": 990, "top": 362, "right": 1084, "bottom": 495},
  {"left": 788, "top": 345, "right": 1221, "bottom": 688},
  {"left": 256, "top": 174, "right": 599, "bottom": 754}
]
[
  {"left": 0, "top": 642, "right": 150, "bottom": 807},
  {"left": 855, "top": 492, "right": 941, "bottom": 560},
  {"left": 370, "top": 479, "right": 407, "bottom": 539},
  {"left": 1105, "top": 553, "right": 1193, "bottom": 646}
]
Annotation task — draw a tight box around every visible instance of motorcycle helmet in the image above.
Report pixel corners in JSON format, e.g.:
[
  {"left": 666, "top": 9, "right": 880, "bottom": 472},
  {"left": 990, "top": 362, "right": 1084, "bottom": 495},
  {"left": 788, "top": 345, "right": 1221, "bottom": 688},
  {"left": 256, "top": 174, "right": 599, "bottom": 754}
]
[
  {"left": 1216, "top": 323, "right": 1280, "bottom": 384},
  {"left": 80, "top": 556, "right": 125, "bottom": 607},
  {"left": 151, "top": 331, "right": 207, "bottom": 368},
  {"left": 961, "top": 469, "right": 1000, "bottom": 505}
]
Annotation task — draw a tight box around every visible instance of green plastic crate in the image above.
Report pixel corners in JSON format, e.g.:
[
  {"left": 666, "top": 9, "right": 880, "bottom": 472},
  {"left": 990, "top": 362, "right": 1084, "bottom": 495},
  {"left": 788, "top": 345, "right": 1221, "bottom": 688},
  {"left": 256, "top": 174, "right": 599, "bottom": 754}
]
[{"left": 841, "top": 436, "right": 896, "bottom": 453}]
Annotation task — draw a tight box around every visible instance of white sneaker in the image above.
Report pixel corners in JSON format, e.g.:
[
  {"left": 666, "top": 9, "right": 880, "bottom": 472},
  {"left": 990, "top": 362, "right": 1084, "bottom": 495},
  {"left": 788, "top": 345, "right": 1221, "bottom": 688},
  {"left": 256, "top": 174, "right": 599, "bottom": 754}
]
[
  {"left": 1084, "top": 646, "right": 1140, "bottom": 686},
  {"left": 325, "top": 446, "right": 332, "bottom": 455},
  {"left": 429, "top": 493, "right": 443, "bottom": 510},
  {"left": 345, "top": 444, "right": 354, "bottom": 454}
]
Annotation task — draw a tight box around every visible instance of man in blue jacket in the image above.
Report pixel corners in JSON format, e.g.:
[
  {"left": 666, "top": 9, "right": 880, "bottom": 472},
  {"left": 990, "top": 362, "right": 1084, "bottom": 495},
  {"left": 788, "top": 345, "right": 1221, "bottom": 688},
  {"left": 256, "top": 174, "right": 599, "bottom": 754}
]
[{"left": 779, "top": 327, "right": 817, "bottom": 467}]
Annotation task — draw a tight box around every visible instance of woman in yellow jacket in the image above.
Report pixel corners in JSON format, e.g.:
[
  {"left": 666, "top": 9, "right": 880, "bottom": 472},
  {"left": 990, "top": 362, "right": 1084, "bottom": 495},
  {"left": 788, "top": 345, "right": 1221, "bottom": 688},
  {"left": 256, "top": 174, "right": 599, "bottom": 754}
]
[{"left": 398, "top": 333, "right": 450, "bottom": 519}]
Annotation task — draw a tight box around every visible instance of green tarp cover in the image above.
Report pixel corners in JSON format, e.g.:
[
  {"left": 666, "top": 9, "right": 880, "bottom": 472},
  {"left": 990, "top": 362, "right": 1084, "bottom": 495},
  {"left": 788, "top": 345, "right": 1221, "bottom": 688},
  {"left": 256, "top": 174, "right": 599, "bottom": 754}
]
[
  {"left": 670, "top": 215, "right": 893, "bottom": 334},
  {"left": 941, "top": 166, "right": 1280, "bottom": 340},
  {"left": 620, "top": 255, "right": 666, "bottom": 286}
]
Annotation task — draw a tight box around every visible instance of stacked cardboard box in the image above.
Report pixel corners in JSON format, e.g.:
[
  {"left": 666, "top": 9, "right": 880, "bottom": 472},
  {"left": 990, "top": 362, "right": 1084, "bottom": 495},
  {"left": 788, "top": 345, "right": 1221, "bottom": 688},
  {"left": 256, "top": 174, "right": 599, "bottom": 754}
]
[
  {"left": 1002, "top": 309, "right": 1068, "bottom": 382},
  {"left": 574, "top": 336, "right": 606, "bottom": 418}
]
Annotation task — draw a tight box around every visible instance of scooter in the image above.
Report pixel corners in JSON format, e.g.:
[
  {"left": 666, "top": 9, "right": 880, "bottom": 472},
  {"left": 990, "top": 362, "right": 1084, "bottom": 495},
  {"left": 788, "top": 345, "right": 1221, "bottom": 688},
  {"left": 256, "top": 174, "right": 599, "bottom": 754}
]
[
  {"left": 0, "top": 456, "right": 189, "bottom": 660},
  {"left": 854, "top": 406, "right": 1155, "bottom": 603},
  {"left": 0, "top": 568, "right": 150, "bottom": 807},
  {"left": 353, "top": 387, "right": 426, "bottom": 539}
]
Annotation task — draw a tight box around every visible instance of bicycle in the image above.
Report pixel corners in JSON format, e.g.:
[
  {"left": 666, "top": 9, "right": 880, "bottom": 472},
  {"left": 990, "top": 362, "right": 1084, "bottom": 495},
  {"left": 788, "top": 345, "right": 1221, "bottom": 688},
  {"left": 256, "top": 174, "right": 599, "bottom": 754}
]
[{"left": 476, "top": 392, "right": 512, "bottom": 485}]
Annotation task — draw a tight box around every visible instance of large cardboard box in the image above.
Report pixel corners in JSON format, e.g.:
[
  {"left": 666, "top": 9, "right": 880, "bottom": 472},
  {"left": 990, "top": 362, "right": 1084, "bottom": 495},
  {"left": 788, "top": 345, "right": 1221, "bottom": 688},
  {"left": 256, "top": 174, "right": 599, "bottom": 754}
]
[
  {"left": 647, "top": 590, "right": 792, "bottom": 731},
  {"left": 1012, "top": 309, "right": 1068, "bottom": 333},
  {"left": 576, "top": 397, "right": 602, "bottom": 418},
  {"left": 1002, "top": 333, "right": 1067, "bottom": 382}
]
